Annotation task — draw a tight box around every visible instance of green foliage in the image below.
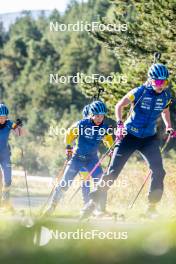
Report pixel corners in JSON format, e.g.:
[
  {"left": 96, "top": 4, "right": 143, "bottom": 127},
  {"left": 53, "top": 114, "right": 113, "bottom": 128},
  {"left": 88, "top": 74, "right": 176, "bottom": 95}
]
[
  {"left": 80, "top": 0, "right": 176, "bottom": 131},
  {"left": 0, "top": 0, "right": 175, "bottom": 173},
  {"left": 1, "top": 219, "right": 176, "bottom": 263}
]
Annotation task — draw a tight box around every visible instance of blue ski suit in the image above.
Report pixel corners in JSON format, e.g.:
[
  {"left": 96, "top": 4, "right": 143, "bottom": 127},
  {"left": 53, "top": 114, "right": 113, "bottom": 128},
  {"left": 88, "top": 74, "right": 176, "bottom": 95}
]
[
  {"left": 51, "top": 118, "right": 113, "bottom": 209},
  {"left": 0, "top": 120, "right": 16, "bottom": 200},
  {"left": 90, "top": 84, "right": 171, "bottom": 204}
]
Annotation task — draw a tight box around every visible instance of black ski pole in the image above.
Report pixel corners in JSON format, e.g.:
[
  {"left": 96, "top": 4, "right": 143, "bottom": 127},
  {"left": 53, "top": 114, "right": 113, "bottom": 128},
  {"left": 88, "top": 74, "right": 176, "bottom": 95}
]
[{"left": 128, "top": 133, "right": 172, "bottom": 209}]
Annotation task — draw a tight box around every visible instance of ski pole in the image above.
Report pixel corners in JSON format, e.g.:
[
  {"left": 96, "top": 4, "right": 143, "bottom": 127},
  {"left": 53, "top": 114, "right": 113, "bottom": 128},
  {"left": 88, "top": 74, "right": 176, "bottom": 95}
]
[
  {"left": 128, "top": 133, "right": 173, "bottom": 209},
  {"left": 82, "top": 142, "right": 116, "bottom": 181},
  {"left": 128, "top": 170, "right": 152, "bottom": 209},
  {"left": 68, "top": 142, "right": 115, "bottom": 202},
  {"left": 93, "top": 84, "right": 104, "bottom": 101},
  {"left": 68, "top": 156, "right": 112, "bottom": 203},
  {"left": 20, "top": 147, "right": 32, "bottom": 218},
  {"left": 160, "top": 132, "right": 172, "bottom": 153},
  {"left": 17, "top": 123, "right": 32, "bottom": 218},
  {"left": 39, "top": 159, "right": 69, "bottom": 215},
  {"left": 68, "top": 172, "right": 85, "bottom": 203}
]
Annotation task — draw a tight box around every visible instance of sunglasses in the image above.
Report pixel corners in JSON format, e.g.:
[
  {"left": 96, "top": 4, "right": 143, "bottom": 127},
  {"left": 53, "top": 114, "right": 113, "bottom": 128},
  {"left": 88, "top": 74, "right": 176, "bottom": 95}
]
[{"left": 152, "top": 79, "right": 169, "bottom": 87}]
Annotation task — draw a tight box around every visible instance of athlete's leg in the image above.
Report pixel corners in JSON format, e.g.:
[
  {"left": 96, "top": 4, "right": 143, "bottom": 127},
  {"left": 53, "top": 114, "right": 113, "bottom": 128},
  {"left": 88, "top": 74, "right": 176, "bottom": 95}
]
[
  {"left": 86, "top": 157, "right": 106, "bottom": 211},
  {"left": 139, "top": 135, "right": 165, "bottom": 204},
  {"left": 80, "top": 168, "right": 90, "bottom": 204},
  {"left": 90, "top": 134, "right": 137, "bottom": 203},
  {"left": 51, "top": 156, "right": 83, "bottom": 204},
  {"left": 80, "top": 134, "right": 138, "bottom": 219},
  {"left": 0, "top": 152, "right": 12, "bottom": 203}
]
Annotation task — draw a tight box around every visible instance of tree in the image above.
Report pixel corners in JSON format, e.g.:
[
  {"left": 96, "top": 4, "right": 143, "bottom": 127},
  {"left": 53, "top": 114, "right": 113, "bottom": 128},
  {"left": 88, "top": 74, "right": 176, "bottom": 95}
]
[{"left": 81, "top": 0, "right": 176, "bottom": 124}]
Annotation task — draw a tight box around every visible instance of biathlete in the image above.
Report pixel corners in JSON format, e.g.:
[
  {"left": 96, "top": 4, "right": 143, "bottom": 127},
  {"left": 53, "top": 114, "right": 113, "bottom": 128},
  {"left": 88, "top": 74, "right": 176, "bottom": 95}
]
[
  {"left": 0, "top": 103, "right": 25, "bottom": 212},
  {"left": 81, "top": 63, "right": 174, "bottom": 219},
  {"left": 44, "top": 100, "right": 114, "bottom": 216}
]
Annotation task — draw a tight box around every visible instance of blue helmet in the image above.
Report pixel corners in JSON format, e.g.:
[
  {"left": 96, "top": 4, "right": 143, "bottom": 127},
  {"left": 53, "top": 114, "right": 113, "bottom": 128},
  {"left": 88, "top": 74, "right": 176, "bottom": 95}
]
[
  {"left": 0, "top": 104, "right": 9, "bottom": 116},
  {"left": 82, "top": 104, "right": 90, "bottom": 118},
  {"left": 89, "top": 100, "right": 107, "bottom": 115},
  {"left": 148, "top": 63, "right": 169, "bottom": 80}
]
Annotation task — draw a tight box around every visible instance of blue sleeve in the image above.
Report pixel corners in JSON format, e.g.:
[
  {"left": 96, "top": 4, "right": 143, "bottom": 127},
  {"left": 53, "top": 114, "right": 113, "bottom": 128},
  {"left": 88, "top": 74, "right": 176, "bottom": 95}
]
[
  {"left": 127, "top": 86, "right": 145, "bottom": 103},
  {"left": 6, "top": 120, "right": 15, "bottom": 130}
]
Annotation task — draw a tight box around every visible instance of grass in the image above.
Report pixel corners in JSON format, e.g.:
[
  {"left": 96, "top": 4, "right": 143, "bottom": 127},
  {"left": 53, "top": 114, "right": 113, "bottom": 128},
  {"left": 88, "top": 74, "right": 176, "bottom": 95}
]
[
  {"left": 11, "top": 155, "right": 176, "bottom": 218},
  {"left": 0, "top": 217, "right": 176, "bottom": 263},
  {"left": 1, "top": 155, "right": 175, "bottom": 263}
]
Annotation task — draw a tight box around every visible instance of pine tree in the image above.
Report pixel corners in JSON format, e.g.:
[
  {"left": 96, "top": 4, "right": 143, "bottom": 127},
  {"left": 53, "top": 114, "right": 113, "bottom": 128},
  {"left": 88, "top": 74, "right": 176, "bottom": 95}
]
[{"left": 80, "top": 0, "right": 176, "bottom": 122}]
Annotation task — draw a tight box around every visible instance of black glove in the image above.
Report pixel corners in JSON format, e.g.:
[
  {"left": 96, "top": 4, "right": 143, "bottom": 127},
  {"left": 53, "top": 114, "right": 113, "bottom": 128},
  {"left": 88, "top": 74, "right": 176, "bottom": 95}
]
[
  {"left": 66, "top": 145, "right": 73, "bottom": 160},
  {"left": 16, "top": 118, "right": 23, "bottom": 127}
]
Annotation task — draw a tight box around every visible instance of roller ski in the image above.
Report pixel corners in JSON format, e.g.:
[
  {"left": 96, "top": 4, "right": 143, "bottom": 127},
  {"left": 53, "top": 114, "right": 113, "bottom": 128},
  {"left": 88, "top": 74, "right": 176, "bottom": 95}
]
[
  {"left": 139, "top": 204, "right": 159, "bottom": 220},
  {"left": 80, "top": 199, "right": 97, "bottom": 220}
]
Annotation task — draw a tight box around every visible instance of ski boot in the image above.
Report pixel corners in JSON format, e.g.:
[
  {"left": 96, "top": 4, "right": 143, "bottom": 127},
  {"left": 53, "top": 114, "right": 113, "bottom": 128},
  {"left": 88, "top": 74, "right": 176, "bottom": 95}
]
[
  {"left": 80, "top": 199, "right": 97, "bottom": 220},
  {"left": 144, "top": 203, "right": 158, "bottom": 219},
  {"left": 0, "top": 199, "right": 15, "bottom": 214}
]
